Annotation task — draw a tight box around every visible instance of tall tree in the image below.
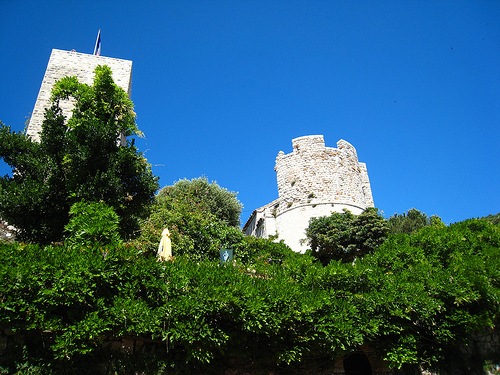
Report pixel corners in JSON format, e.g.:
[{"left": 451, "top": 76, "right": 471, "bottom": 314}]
[{"left": 0, "top": 66, "right": 159, "bottom": 243}]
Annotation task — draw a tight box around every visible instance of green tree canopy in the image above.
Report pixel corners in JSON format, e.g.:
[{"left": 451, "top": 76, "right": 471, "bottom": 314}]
[
  {"left": 483, "top": 212, "right": 500, "bottom": 225},
  {"left": 136, "top": 177, "right": 243, "bottom": 260},
  {"left": 0, "top": 66, "right": 159, "bottom": 243},
  {"left": 157, "top": 177, "right": 242, "bottom": 227},
  {"left": 387, "top": 208, "right": 443, "bottom": 234},
  {"left": 305, "top": 207, "right": 389, "bottom": 265}
]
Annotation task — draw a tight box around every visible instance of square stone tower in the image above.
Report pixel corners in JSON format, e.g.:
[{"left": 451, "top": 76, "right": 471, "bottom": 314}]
[{"left": 26, "top": 49, "right": 133, "bottom": 142}]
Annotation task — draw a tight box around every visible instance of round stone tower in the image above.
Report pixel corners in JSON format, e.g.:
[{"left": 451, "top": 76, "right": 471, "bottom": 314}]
[{"left": 273, "top": 135, "right": 374, "bottom": 252}]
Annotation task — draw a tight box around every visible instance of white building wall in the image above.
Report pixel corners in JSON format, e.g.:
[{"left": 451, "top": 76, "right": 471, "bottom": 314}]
[
  {"left": 243, "top": 200, "right": 278, "bottom": 238},
  {"left": 275, "top": 203, "right": 365, "bottom": 253}
]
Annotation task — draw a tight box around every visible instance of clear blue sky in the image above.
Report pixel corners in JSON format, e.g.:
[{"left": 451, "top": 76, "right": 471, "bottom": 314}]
[{"left": 1, "top": 0, "right": 499, "bottom": 226}]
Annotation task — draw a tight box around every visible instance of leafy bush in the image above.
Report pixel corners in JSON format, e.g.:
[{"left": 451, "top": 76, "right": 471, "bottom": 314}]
[
  {"left": 388, "top": 208, "right": 443, "bottom": 234},
  {"left": 0, "top": 218, "right": 498, "bottom": 374},
  {"left": 0, "top": 242, "right": 356, "bottom": 372},
  {"left": 136, "top": 198, "right": 244, "bottom": 261},
  {"left": 483, "top": 212, "right": 500, "bottom": 225},
  {"left": 232, "top": 235, "right": 295, "bottom": 266},
  {"left": 360, "top": 218, "right": 500, "bottom": 371},
  {"left": 65, "top": 200, "right": 121, "bottom": 248},
  {"left": 136, "top": 177, "right": 245, "bottom": 261},
  {"left": 305, "top": 207, "right": 389, "bottom": 265}
]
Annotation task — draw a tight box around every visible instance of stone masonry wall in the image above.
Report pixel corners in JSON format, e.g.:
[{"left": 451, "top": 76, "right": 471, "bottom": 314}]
[
  {"left": 274, "top": 135, "right": 374, "bottom": 214},
  {"left": 26, "top": 49, "right": 133, "bottom": 142}
]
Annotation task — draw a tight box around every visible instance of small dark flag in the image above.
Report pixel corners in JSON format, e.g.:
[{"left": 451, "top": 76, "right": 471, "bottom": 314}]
[{"left": 93, "top": 29, "right": 101, "bottom": 56}]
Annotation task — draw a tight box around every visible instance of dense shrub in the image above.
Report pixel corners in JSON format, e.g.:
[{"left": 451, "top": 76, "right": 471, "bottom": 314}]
[
  {"left": 0, "top": 218, "right": 498, "bottom": 374},
  {"left": 305, "top": 207, "right": 389, "bottom": 265},
  {"left": 65, "top": 200, "right": 122, "bottom": 248},
  {"left": 135, "top": 177, "right": 244, "bottom": 261},
  {"left": 360, "top": 218, "right": 500, "bottom": 371},
  {"left": 0, "top": 242, "right": 361, "bottom": 373},
  {"left": 387, "top": 208, "right": 444, "bottom": 234}
]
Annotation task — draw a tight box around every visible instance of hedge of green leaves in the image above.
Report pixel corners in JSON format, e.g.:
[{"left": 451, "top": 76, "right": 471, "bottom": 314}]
[{"left": 0, "top": 218, "right": 499, "bottom": 374}]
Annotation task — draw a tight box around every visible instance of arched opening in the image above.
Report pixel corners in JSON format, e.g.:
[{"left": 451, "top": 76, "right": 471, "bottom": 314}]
[{"left": 343, "top": 351, "right": 373, "bottom": 375}]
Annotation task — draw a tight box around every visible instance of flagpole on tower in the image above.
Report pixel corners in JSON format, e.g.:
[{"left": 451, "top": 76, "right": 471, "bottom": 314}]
[{"left": 93, "top": 29, "right": 101, "bottom": 56}]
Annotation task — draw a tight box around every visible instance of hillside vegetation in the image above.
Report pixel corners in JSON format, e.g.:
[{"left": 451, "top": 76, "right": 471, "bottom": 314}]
[{"left": 0, "top": 216, "right": 498, "bottom": 374}]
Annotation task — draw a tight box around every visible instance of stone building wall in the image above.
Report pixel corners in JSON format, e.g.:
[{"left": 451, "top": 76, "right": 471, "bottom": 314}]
[
  {"left": 243, "top": 199, "right": 279, "bottom": 239},
  {"left": 26, "top": 49, "right": 133, "bottom": 142},
  {"left": 275, "top": 135, "right": 373, "bottom": 213}
]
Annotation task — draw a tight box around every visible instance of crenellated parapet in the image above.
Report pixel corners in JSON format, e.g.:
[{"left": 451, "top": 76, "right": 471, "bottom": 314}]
[{"left": 274, "top": 135, "right": 373, "bottom": 215}]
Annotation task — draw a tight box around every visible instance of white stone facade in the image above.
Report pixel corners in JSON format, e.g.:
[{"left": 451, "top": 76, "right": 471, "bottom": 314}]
[
  {"left": 26, "top": 49, "right": 133, "bottom": 142},
  {"left": 242, "top": 199, "right": 279, "bottom": 239},
  {"left": 243, "top": 135, "right": 374, "bottom": 253}
]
